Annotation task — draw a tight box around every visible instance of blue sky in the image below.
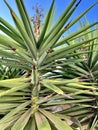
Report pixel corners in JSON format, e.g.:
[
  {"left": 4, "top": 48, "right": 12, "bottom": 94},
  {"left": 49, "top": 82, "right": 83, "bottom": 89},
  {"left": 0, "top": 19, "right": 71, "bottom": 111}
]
[{"left": 0, "top": 0, "right": 98, "bottom": 29}]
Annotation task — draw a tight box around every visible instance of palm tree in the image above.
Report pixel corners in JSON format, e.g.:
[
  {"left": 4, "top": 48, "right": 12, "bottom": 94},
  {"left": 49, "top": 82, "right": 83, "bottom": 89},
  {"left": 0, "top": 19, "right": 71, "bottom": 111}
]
[{"left": 0, "top": 0, "right": 98, "bottom": 129}]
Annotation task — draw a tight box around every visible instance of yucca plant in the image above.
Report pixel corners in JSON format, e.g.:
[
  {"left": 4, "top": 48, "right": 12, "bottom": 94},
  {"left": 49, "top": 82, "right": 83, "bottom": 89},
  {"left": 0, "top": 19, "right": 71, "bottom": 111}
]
[
  {"left": 0, "top": 0, "right": 98, "bottom": 129},
  {"left": 0, "top": 64, "right": 24, "bottom": 80},
  {"left": 56, "top": 19, "right": 98, "bottom": 129}
]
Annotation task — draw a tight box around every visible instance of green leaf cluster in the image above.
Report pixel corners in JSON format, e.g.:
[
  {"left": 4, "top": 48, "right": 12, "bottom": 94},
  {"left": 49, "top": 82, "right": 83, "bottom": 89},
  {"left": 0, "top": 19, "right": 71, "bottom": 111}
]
[{"left": 0, "top": 0, "right": 98, "bottom": 129}]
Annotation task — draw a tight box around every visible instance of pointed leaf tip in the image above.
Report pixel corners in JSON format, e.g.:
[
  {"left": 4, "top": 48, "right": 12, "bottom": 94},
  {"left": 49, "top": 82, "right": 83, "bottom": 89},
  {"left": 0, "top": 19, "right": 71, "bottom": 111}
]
[{"left": 75, "top": 0, "right": 82, "bottom": 7}]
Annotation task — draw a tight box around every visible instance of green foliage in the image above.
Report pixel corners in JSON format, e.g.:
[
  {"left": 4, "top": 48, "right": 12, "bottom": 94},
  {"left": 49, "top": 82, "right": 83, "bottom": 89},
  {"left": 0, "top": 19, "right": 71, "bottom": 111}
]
[
  {"left": 0, "top": 64, "right": 24, "bottom": 80},
  {"left": 0, "top": 0, "right": 98, "bottom": 129}
]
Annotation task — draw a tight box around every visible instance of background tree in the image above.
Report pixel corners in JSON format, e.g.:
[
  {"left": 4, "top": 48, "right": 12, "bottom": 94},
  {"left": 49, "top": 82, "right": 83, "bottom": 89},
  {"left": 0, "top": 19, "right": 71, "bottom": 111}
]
[{"left": 31, "top": 3, "right": 43, "bottom": 39}]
